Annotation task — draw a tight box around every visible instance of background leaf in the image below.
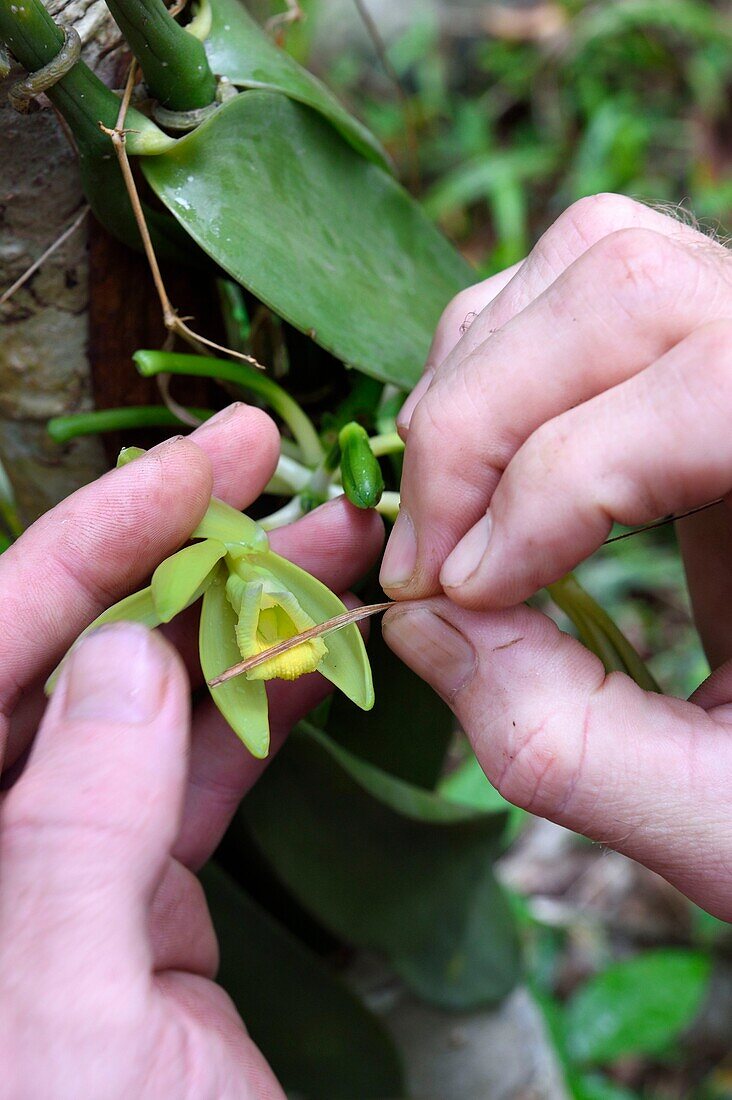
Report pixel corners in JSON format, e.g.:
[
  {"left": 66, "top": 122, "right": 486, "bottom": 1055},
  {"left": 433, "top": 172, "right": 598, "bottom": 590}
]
[
  {"left": 142, "top": 91, "right": 473, "bottom": 388},
  {"left": 564, "top": 949, "right": 711, "bottom": 1065},
  {"left": 438, "top": 751, "right": 525, "bottom": 842},
  {"left": 205, "top": 0, "right": 390, "bottom": 169},
  {"left": 201, "top": 861, "right": 404, "bottom": 1100},
  {"left": 237, "top": 724, "right": 521, "bottom": 1009},
  {"left": 327, "top": 623, "right": 453, "bottom": 789}
]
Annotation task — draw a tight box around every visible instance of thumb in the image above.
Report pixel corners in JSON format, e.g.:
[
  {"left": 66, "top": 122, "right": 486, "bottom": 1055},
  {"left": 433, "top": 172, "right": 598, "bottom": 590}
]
[
  {"left": 383, "top": 599, "right": 732, "bottom": 920},
  {"left": 0, "top": 624, "right": 191, "bottom": 985}
]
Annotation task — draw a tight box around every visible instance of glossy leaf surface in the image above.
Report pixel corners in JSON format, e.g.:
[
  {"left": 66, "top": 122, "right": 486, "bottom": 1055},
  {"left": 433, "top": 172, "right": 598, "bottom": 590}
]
[
  {"left": 240, "top": 724, "right": 520, "bottom": 1009},
  {"left": 143, "top": 92, "right": 473, "bottom": 388},
  {"left": 565, "top": 949, "right": 711, "bottom": 1065},
  {"left": 205, "top": 0, "right": 389, "bottom": 169},
  {"left": 200, "top": 564, "right": 270, "bottom": 757},
  {"left": 201, "top": 862, "right": 404, "bottom": 1099}
]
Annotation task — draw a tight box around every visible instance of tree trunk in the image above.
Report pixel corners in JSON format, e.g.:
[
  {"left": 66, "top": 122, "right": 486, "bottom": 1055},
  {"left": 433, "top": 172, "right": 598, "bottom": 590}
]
[{"left": 0, "top": 1, "right": 128, "bottom": 522}]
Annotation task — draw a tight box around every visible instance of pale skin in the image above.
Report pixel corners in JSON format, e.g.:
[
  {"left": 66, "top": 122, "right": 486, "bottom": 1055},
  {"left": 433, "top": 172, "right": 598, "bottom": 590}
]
[
  {"left": 380, "top": 192, "right": 732, "bottom": 923},
  {"left": 2, "top": 193, "right": 731, "bottom": 1096},
  {"left": 0, "top": 405, "right": 384, "bottom": 1099}
]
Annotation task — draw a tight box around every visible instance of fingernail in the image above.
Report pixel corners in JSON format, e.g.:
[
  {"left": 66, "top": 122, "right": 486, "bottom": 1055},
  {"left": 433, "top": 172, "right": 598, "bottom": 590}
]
[
  {"left": 63, "top": 625, "right": 165, "bottom": 723},
  {"left": 383, "top": 607, "right": 476, "bottom": 700},
  {"left": 396, "top": 368, "right": 434, "bottom": 437},
  {"left": 380, "top": 508, "right": 417, "bottom": 589},
  {"left": 441, "top": 512, "right": 492, "bottom": 590},
  {"left": 192, "top": 403, "right": 243, "bottom": 435}
]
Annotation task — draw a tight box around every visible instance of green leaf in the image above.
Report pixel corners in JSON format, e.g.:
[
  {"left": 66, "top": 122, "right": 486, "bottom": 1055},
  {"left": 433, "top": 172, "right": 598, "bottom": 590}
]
[
  {"left": 201, "top": 862, "right": 404, "bottom": 1100},
  {"left": 200, "top": 563, "right": 270, "bottom": 757},
  {"left": 438, "top": 751, "right": 525, "bottom": 841},
  {"left": 191, "top": 496, "right": 269, "bottom": 550},
  {"left": 151, "top": 539, "right": 226, "bottom": 622},
  {"left": 240, "top": 724, "right": 520, "bottom": 1009},
  {"left": 242, "top": 548, "right": 374, "bottom": 711},
  {"left": 571, "top": 1073, "right": 641, "bottom": 1100},
  {"left": 205, "top": 0, "right": 389, "bottom": 170},
  {"left": 142, "top": 92, "right": 473, "bottom": 388},
  {"left": 327, "top": 621, "right": 452, "bottom": 789},
  {"left": 565, "top": 949, "right": 711, "bottom": 1065}
]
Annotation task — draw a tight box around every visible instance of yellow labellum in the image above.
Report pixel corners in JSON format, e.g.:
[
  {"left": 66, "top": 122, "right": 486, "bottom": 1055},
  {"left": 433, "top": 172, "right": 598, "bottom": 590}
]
[{"left": 225, "top": 573, "right": 327, "bottom": 682}]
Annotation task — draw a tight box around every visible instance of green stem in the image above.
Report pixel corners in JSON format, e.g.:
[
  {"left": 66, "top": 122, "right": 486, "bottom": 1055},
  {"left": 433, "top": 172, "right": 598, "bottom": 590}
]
[
  {"left": 104, "top": 0, "right": 216, "bottom": 109},
  {"left": 368, "top": 431, "right": 405, "bottom": 457},
  {"left": 47, "top": 405, "right": 212, "bottom": 444},
  {"left": 134, "top": 350, "right": 325, "bottom": 467},
  {"left": 375, "top": 491, "right": 400, "bottom": 522},
  {"left": 0, "top": 0, "right": 172, "bottom": 156}
]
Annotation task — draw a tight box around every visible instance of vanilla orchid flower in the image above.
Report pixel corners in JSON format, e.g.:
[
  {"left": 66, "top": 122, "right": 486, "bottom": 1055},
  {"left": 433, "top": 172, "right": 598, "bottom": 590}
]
[{"left": 50, "top": 449, "right": 374, "bottom": 758}]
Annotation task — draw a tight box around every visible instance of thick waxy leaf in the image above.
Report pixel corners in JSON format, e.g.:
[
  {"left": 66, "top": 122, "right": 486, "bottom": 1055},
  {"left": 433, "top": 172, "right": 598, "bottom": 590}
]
[
  {"left": 200, "top": 564, "right": 270, "bottom": 757},
  {"left": 239, "top": 724, "right": 520, "bottom": 1009},
  {"left": 201, "top": 862, "right": 404, "bottom": 1099},
  {"left": 238, "top": 549, "right": 374, "bottom": 710},
  {"left": 45, "top": 587, "right": 162, "bottom": 694},
  {"left": 191, "top": 496, "right": 269, "bottom": 550},
  {"left": 438, "top": 751, "right": 525, "bottom": 841},
  {"left": 205, "top": 0, "right": 389, "bottom": 170},
  {"left": 151, "top": 538, "right": 226, "bottom": 622},
  {"left": 143, "top": 92, "right": 473, "bottom": 388},
  {"left": 565, "top": 950, "right": 711, "bottom": 1065}
]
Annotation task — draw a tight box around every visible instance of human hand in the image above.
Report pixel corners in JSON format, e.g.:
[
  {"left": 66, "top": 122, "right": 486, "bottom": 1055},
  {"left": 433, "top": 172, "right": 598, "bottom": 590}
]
[
  {"left": 380, "top": 194, "right": 732, "bottom": 919},
  {"left": 0, "top": 405, "right": 383, "bottom": 1098}
]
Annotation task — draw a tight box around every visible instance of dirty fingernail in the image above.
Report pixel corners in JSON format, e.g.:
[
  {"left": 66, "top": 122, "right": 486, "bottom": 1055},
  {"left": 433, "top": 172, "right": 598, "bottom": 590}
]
[{"left": 383, "top": 607, "right": 476, "bottom": 701}]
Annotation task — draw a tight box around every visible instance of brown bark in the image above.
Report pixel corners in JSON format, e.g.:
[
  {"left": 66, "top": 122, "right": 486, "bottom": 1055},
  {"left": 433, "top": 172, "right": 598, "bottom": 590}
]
[{"left": 0, "top": 1, "right": 125, "bottom": 523}]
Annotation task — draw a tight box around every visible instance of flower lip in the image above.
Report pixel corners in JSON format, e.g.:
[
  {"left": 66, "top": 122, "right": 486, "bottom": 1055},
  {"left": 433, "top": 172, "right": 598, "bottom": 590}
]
[{"left": 225, "top": 570, "right": 327, "bottom": 683}]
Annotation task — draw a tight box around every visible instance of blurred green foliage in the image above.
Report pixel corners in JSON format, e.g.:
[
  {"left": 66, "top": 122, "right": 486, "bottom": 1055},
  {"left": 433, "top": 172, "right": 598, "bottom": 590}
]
[
  {"left": 291, "top": 2, "right": 732, "bottom": 1094},
  {"left": 318, "top": 0, "right": 732, "bottom": 273}
]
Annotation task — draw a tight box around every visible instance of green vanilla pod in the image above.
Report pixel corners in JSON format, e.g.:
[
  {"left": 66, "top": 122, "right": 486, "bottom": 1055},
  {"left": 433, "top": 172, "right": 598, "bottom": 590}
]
[{"left": 338, "top": 422, "right": 385, "bottom": 510}]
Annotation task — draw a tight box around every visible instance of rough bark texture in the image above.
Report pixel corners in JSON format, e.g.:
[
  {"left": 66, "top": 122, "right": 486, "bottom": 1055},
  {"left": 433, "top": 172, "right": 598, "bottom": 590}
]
[{"left": 0, "top": 1, "right": 124, "bottom": 523}]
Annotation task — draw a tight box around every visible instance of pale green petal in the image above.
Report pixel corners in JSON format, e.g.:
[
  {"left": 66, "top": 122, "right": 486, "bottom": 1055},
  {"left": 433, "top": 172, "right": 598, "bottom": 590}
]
[
  {"left": 191, "top": 497, "right": 269, "bottom": 551},
  {"left": 245, "top": 550, "right": 374, "bottom": 710},
  {"left": 45, "top": 586, "right": 161, "bottom": 694},
  {"left": 200, "top": 564, "right": 270, "bottom": 758},
  {"left": 151, "top": 539, "right": 226, "bottom": 623}
]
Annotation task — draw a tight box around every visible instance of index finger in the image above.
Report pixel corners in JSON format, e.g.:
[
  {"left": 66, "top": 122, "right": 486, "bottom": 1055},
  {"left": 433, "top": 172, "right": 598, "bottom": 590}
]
[{"left": 0, "top": 405, "right": 279, "bottom": 738}]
